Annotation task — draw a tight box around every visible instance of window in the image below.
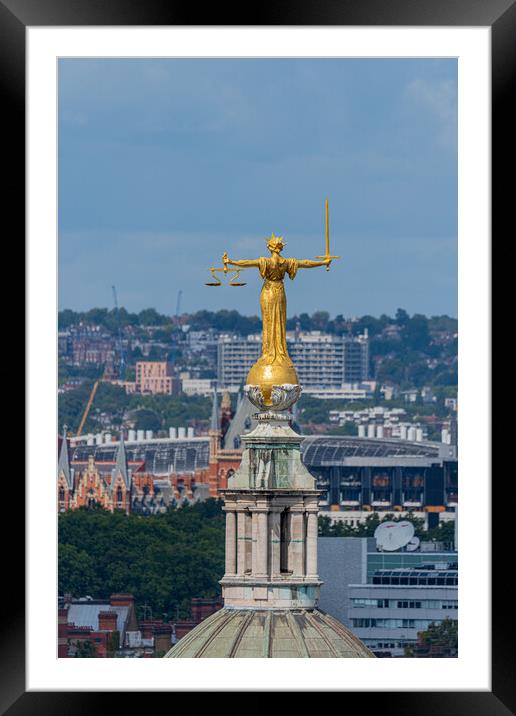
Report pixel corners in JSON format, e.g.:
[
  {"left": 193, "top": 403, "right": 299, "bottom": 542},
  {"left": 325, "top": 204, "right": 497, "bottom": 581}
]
[
  {"left": 280, "top": 510, "right": 290, "bottom": 573},
  {"left": 397, "top": 601, "right": 422, "bottom": 609}
]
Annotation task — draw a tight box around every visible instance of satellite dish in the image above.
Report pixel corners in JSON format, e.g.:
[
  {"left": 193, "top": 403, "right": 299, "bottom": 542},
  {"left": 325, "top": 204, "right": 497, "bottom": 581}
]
[
  {"left": 406, "top": 536, "right": 420, "bottom": 552},
  {"left": 375, "top": 521, "right": 415, "bottom": 551}
]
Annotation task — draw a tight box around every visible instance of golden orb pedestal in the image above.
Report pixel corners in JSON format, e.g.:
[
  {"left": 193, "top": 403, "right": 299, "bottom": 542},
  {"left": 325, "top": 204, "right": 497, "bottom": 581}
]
[{"left": 246, "top": 362, "right": 299, "bottom": 405}]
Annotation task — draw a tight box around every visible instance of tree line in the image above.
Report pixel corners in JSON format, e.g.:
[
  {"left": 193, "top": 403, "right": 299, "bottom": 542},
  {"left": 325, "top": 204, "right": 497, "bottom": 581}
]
[
  {"left": 59, "top": 306, "right": 457, "bottom": 340},
  {"left": 58, "top": 500, "right": 225, "bottom": 620},
  {"left": 59, "top": 501, "right": 454, "bottom": 620},
  {"left": 58, "top": 381, "right": 212, "bottom": 434}
]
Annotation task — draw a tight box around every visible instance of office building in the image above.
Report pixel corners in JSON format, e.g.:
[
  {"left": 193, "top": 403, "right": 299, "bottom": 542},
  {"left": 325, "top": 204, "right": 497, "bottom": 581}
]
[{"left": 318, "top": 537, "right": 458, "bottom": 656}]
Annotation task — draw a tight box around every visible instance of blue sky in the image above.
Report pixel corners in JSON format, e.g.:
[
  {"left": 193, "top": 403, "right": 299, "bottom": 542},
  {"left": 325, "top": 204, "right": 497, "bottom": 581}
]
[{"left": 58, "top": 58, "right": 457, "bottom": 318}]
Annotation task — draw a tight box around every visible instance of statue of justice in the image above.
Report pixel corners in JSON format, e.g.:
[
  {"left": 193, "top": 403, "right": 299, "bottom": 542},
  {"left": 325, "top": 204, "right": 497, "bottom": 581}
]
[{"left": 206, "top": 200, "right": 340, "bottom": 403}]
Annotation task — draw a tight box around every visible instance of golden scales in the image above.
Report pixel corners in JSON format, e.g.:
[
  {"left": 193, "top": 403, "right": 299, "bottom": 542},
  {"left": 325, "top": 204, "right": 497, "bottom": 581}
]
[{"left": 205, "top": 265, "right": 246, "bottom": 287}]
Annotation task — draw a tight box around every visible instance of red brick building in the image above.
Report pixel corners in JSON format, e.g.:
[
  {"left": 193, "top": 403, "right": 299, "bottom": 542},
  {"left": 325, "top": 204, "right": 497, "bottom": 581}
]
[
  {"left": 58, "top": 391, "right": 244, "bottom": 515},
  {"left": 59, "top": 593, "right": 138, "bottom": 658},
  {"left": 58, "top": 437, "right": 137, "bottom": 514}
]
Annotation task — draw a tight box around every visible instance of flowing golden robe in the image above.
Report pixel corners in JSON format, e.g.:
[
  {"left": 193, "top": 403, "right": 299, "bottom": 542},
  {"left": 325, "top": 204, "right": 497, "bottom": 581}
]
[{"left": 246, "top": 257, "right": 300, "bottom": 392}]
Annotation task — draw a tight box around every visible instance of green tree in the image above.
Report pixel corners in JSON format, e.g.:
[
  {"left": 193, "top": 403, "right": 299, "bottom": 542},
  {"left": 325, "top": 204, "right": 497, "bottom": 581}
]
[
  {"left": 106, "top": 630, "right": 120, "bottom": 655},
  {"left": 58, "top": 501, "right": 225, "bottom": 616},
  {"left": 395, "top": 308, "right": 410, "bottom": 327},
  {"left": 402, "top": 314, "right": 431, "bottom": 351},
  {"left": 75, "top": 640, "right": 97, "bottom": 658},
  {"left": 133, "top": 409, "right": 161, "bottom": 431},
  {"left": 58, "top": 544, "right": 102, "bottom": 597},
  {"left": 405, "top": 618, "right": 458, "bottom": 657}
]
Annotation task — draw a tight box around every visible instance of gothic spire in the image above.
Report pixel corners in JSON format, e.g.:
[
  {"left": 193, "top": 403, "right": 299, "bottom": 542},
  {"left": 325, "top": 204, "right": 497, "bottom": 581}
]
[
  {"left": 58, "top": 424, "right": 72, "bottom": 488},
  {"left": 114, "top": 432, "right": 130, "bottom": 488},
  {"left": 210, "top": 388, "right": 219, "bottom": 432}
]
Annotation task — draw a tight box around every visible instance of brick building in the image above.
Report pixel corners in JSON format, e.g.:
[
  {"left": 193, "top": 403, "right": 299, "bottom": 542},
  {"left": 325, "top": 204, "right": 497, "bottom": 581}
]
[
  {"left": 123, "top": 361, "right": 180, "bottom": 396},
  {"left": 58, "top": 593, "right": 138, "bottom": 658},
  {"left": 58, "top": 436, "right": 136, "bottom": 514}
]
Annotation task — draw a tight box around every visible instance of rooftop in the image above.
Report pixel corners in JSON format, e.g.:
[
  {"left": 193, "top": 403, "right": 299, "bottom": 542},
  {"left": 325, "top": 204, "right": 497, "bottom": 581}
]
[{"left": 166, "top": 608, "right": 374, "bottom": 658}]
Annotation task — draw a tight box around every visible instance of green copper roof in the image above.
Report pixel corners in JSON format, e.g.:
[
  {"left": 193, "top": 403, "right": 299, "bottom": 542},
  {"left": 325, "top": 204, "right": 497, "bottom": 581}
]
[{"left": 165, "top": 608, "right": 374, "bottom": 658}]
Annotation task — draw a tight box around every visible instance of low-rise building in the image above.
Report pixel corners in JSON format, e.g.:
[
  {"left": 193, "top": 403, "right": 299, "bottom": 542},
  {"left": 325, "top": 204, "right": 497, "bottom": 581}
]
[
  {"left": 181, "top": 378, "right": 216, "bottom": 396},
  {"left": 58, "top": 593, "right": 139, "bottom": 658},
  {"left": 318, "top": 537, "right": 458, "bottom": 657}
]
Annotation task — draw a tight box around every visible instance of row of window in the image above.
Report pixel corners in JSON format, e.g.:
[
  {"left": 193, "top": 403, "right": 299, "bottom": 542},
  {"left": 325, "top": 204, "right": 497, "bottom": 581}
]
[
  {"left": 372, "top": 572, "right": 458, "bottom": 586},
  {"left": 352, "top": 618, "right": 455, "bottom": 629},
  {"left": 351, "top": 598, "right": 458, "bottom": 610}
]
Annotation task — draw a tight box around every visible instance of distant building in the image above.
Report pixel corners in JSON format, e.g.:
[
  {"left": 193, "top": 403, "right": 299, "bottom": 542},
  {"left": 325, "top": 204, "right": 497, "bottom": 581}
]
[
  {"left": 217, "top": 333, "right": 261, "bottom": 389},
  {"left": 58, "top": 593, "right": 139, "bottom": 658},
  {"left": 304, "top": 381, "right": 376, "bottom": 400},
  {"left": 181, "top": 378, "right": 216, "bottom": 396},
  {"left": 342, "top": 329, "right": 369, "bottom": 383},
  {"left": 122, "top": 361, "right": 181, "bottom": 395},
  {"left": 135, "top": 361, "right": 178, "bottom": 395},
  {"left": 318, "top": 537, "right": 458, "bottom": 657},
  {"left": 217, "top": 330, "right": 369, "bottom": 390},
  {"left": 172, "top": 597, "right": 223, "bottom": 642},
  {"left": 58, "top": 436, "right": 136, "bottom": 514},
  {"left": 58, "top": 331, "right": 72, "bottom": 358},
  {"left": 63, "top": 324, "right": 116, "bottom": 366},
  {"left": 61, "top": 394, "right": 458, "bottom": 518}
]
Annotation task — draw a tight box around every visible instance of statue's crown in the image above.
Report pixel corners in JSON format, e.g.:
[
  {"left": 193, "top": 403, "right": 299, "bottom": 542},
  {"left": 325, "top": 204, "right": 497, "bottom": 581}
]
[{"left": 266, "top": 232, "right": 285, "bottom": 247}]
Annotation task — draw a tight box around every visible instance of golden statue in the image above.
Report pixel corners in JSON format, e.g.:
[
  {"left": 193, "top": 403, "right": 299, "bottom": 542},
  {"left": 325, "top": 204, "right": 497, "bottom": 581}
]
[
  {"left": 205, "top": 200, "right": 339, "bottom": 404},
  {"left": 219, "top": 200, "right": 339, "bottom": 403}
]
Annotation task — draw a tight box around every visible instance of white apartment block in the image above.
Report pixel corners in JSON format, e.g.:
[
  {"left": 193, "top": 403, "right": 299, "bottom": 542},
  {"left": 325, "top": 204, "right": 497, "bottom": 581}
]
[{"left": 217, "top": 330, "right": 369, "bottom": 390}]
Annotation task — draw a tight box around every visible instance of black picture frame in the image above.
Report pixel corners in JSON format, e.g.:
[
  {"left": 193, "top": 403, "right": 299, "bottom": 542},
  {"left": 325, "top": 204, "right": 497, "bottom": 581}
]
[{"left": 6, "top": 0, "right": 508, "bottom": 710}]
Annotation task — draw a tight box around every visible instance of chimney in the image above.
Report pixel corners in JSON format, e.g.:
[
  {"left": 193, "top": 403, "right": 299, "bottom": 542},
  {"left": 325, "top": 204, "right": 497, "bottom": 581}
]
[
  {"left": 110, "top": 593, "right": 135, "bottom": 608},
  {"left": 98, "top": 610, "right": 118, "bottom": 631}
]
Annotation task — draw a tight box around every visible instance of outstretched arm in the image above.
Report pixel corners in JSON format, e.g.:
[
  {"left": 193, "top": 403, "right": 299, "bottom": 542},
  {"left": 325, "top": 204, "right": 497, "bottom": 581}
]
[
  {"left": 223, "top": 252, "right": 261, "bottom": 269},
  {"left": 297, "top": 258, "right": 331, "bottom": 269}
]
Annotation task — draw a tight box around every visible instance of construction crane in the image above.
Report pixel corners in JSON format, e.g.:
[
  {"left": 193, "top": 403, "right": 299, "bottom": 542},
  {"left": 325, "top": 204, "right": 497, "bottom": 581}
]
[
  {"left": 76, "top": 380, "right": 101, "bottom": 437},
  {"left": 75, "top": 285, "right": 126, "bottom": 438},
  {"left": 169, "top": 289, "right": 183, "bottom": 365},
  {"left": 175, "top": 289, "right": 183, "bottom": 324},
  {"left": 112, "top": 285, "right": 126, "bottom": 379}
]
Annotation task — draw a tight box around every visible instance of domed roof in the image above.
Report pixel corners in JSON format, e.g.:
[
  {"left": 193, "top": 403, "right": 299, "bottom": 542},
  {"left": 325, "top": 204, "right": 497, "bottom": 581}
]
[{"left": 165, "top": 608, "right": 374, "bottom": 658}]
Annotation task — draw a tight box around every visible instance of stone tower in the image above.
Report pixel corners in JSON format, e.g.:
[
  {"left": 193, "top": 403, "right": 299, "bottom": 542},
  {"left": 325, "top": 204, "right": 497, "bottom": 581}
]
[
  {"left": 220, "top": 387, "right": 320, "bottom": 610},
  {"left": 165, "top": 385, "right": 374, "bottom": 658}
]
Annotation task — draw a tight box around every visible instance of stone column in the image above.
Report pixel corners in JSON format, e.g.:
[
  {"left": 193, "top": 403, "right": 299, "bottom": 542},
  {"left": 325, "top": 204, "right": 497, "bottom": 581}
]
[
  {"left": 290, "top": 507, "right": 305, "bottom": 577},
  {"left": 251, "top": 510, "right": 259, "bottom": 575},
  {"left": 224, "top": 509, "right": 237, "bottom": 576},
  {"left": 269, "top": 508, "right": 282, "bottom": 577},
  {"left": 236, "top": 509, "right": 247, "bottom": 575},
  {"left": 305, "top": 509, "right": 319, "bottom": 578},
  {"left": 251, "top": 505, "right": 268, "bottom": 577},
  {"left": 257, "top": 510, "right": 268, "bottom": 576}
]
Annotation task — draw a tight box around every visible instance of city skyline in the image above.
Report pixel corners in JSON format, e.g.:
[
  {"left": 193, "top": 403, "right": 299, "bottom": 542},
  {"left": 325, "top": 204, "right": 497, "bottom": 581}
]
[{"left": 59, "top": 58, "right": 457, "bottom": 317}]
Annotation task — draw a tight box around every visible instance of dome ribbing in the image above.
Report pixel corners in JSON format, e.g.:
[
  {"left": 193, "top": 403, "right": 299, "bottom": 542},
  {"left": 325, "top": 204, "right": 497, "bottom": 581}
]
[{"left": 165, "top": 608, "right": 374, "bottom": 658}]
